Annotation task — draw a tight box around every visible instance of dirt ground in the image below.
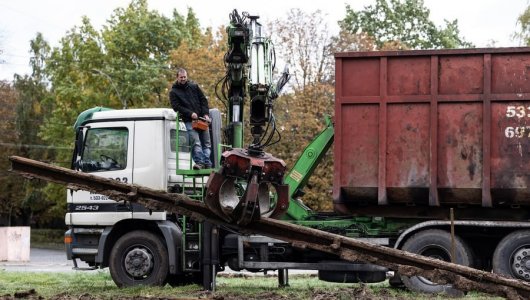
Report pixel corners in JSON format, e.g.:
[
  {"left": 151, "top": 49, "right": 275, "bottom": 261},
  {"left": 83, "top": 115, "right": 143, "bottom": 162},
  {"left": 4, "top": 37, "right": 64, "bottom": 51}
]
[{"left": 0, "top": 285, "right": 406, "bottom": 300}]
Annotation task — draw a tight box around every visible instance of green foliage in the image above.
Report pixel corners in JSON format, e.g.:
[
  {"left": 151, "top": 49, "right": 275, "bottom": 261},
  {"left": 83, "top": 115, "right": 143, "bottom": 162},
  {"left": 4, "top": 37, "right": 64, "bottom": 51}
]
[
  {"left": 273, "top": 84, "right": 335, "bottom": 211},
  {"left": 268, "top": 10, "right": 336, "bottom": 211},
  {"left": 515, "top": 5, "right": 530, "bottom": 45},
  {"left": 330, "top": 30, "right": 377, "bottom": 53},
  {"left": 0, "top": 81, "right": 24, "bottom": 224},
  {"left": 31, "top": 228, "right": 65, "bottom": 248},
  {"left": 6, "top": 1, "right": 477, "bottom": 223},
  {"left": 340, "top": 0, "right": 473, "bottom": 49},
  {"left": 42, "top": 0, "right": 201, "bottom": 155},
  {"left": 6, "top": 33, "right": 62, "bottom": 225},
  {"left": 168, "top": 26, "right": 226, "bottom": 114},
  {"left": 101, "top": 0, "right": 186, "bottom": 108},
  {"left": 8, "top": 0, "right": 203, "bottom": 227},
  {"left": 42, "top": 17, "right": 106, "bottom": 165},
  {"left": 169, "top": 9, "right": 338, "bottom": 211}
]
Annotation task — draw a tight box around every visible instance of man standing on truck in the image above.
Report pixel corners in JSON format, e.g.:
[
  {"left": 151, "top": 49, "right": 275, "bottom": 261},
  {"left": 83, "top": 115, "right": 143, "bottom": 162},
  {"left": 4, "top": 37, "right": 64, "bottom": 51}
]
[{"left": 169, "top": 68, "right": 213, "bottom": 169}]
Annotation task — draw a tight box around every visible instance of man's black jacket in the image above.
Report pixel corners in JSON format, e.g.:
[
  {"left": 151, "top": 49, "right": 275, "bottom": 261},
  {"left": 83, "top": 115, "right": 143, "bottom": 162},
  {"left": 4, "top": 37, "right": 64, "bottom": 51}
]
[{"left": 169, "top": 81, "right": 209, "bottom": 122}]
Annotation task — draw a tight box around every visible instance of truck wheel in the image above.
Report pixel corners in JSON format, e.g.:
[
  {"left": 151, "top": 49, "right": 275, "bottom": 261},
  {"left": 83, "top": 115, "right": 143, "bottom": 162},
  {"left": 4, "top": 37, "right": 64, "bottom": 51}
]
[
  {"left": 400, "top": 229, "right": 473, "bottom": 296},
  {"left": 109, "top": 230, "right": 168, "bottom": 287},
  {"left": 492, "top": 230, "right": 530, "bottom": 281}
]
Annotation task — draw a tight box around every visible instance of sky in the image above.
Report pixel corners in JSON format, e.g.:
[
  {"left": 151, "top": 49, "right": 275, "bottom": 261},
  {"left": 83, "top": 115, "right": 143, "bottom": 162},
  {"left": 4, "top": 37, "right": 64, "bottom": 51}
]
[{"left": 0, "top": 0, "right": 528, "bottom": 81}]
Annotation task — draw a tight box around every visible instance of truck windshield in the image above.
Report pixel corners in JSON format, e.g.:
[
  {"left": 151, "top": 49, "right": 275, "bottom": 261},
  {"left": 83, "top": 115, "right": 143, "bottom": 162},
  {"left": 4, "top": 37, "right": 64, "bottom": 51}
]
[{"left": 78, "top": 127, "right": 128, "bottom": 172}]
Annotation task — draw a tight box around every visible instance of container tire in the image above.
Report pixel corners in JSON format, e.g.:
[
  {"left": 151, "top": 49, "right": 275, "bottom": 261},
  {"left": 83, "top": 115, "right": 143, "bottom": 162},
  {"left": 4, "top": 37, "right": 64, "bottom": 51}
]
[
  {"left": 109, "top": 230, "right": 168, "bottom": 287},
  {"left": 492, "top": 230, "right": 530, "bottom": 281},
  {"left": 400, "top": 229, "right": 473, "bottom": 296}
]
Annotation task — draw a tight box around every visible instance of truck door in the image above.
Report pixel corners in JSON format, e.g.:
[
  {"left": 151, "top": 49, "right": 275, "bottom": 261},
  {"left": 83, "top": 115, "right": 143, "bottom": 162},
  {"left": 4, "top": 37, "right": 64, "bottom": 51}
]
[
  {"left": 167, "top": 121, "right": 192, "bottom": 186},
  {"left": 66, "top": 122, "right": 134, "bottom": 226}
]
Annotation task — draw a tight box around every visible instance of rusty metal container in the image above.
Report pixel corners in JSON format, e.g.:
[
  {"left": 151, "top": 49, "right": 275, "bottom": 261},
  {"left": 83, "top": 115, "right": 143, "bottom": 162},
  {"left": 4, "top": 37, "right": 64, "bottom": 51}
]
[{"left": 333, "top": 48, "right": 530, "bottom": 218}]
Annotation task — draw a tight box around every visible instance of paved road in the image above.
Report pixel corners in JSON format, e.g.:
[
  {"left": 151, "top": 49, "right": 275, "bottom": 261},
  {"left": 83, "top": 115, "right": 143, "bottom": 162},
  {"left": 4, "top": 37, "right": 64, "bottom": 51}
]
[
  {"left": 0, "top": 247, "right": 318, "bottom": 297},
  {"left": 0, "top": 248, "right": 92, "bottom": 272},
  {"left": 0, "top": 248, "right": 316, "bottom": 276}
]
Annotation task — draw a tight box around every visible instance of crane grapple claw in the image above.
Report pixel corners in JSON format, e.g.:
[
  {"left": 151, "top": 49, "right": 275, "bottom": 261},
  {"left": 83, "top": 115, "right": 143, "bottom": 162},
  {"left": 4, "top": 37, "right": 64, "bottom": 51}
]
[{"left": 205, "top": 148, "right": 289, "bottom": 225}]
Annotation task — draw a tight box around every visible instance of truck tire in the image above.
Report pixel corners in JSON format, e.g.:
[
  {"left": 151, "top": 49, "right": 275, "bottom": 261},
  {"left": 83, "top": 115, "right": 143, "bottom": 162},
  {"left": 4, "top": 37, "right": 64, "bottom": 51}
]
[
  {"left": 109, "top": 230, "right": 168, "bottom": 287},
  {"left": 400, "top": 229, "right": 473, "bottom": 296},
  {"left": 492, "top": 230, "right": 530, "bottom": 281}
]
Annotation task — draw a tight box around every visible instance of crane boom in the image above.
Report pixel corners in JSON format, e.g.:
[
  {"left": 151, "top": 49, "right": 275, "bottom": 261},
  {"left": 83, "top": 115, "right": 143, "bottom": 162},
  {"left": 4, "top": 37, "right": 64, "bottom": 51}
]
[{"left": 207, "top": 10, "right": 291, "bottom": 225}]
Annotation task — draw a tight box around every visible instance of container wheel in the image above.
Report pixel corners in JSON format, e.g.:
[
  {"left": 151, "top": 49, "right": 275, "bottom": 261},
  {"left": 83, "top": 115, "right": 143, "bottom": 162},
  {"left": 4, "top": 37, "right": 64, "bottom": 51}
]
[
  {"left": 492, "top": 230, "right": 530, "bottom": 281},
  {"left": 109, "top": 230, "right": 168, "bottom": 287},
  {"left": 400, "top": 229, "right": 473, "bottom": 296}
]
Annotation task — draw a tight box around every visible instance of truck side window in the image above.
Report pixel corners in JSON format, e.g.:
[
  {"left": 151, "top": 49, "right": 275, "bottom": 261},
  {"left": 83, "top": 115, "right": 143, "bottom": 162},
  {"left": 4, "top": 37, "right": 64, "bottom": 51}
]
[
  {"left": 79, "top": 128, "right": 128, "bottom": 172},
  {"left": 170, "top": 129, "right": 190, "bottom": 153}
]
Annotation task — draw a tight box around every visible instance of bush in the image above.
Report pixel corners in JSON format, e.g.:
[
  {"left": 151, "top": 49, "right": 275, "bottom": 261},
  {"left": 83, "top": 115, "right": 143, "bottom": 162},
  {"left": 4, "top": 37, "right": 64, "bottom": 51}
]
[{"left": 31, "top": 228, "right": 64, "bottom": 249}]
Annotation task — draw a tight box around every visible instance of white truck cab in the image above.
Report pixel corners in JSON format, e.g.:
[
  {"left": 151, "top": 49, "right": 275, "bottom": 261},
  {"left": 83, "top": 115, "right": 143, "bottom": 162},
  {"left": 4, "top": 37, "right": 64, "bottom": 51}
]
[
  {"left": 67, "top": 108, "right": 189, "bottom": 226},
  {"left": 64, "top": 107, "right": 221, "bottom": 286}
]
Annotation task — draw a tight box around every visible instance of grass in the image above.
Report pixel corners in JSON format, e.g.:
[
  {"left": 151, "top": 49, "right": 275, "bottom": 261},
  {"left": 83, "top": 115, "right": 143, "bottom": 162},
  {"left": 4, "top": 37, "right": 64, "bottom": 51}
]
[{"left": 0, "top": 271, "right": 502, "bottom": 299}]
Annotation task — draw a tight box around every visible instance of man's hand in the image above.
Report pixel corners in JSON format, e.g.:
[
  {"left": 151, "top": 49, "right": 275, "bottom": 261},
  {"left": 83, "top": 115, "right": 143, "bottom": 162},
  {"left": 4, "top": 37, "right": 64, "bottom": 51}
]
[
  {"left": 191, "top": 112, "right": 198, "bottom": 120},
  {"left": 203, "top": 115, "right": 211, "bottom": 123}
]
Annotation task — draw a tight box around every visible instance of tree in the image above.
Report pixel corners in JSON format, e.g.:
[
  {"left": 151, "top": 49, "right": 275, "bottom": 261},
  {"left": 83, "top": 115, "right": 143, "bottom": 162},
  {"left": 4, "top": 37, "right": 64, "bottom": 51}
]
[
  {"left": 168, "top": 26, "right": 227, "bottom": 114},
  {"left": 12, "top": 33, "right": 62, "bottom": 225},
  {"left": 41, "top": 16, "right": 106, "bottom": 168},
  {"left": 269, "top": 9, "right": 334, "bottom": 90},
  {"left": 515, "top": 5, "right": 530, "bottom": 45},
  {"left": 273, "top": 83, "right": 335, "bottom": 211},
  {"left": 33, "top": 0, "right": 203, "bottom": 225},
  {"left": 41, "top": 0, "right": 201, "bottom": 160},
  {"left": 0, "top": 81, "right": 25, "bottom": 225},
  {"left": 330, "top": 30, "right": 378, "bottom": 53},
  {"left": 101, "top": 0, "right": 193, "bottom": 108},
  {"left": 340, "top": 0, "right": 473, "bottom": 50},
  {"left": 267, "top": 9, "right": 336, "bottom": 211},
  {"left": 169, "top": 9, "right": 338, "bottom": 211}
]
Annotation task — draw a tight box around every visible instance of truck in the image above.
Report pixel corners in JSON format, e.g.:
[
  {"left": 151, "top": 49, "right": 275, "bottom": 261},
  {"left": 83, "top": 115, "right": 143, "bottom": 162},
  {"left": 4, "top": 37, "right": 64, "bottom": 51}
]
[{"left": 37, "top": 9, "right": 530, "bottom": 296}]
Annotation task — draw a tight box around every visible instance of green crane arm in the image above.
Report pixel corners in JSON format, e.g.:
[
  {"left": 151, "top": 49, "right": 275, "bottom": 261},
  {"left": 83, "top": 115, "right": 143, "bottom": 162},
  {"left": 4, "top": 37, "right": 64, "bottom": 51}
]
[{"left": 282, "top": 116, "right": 334, "bottom": 221}]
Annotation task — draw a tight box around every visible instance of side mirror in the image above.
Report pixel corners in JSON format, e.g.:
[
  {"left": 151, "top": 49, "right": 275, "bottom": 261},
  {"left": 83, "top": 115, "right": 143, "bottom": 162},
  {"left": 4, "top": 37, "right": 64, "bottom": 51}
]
[
  {"left": 71, "top": 127, "right": 85, "bottom": 170},
  {"left": 76, "top": 129, "right": 84, "bottom": 155}
]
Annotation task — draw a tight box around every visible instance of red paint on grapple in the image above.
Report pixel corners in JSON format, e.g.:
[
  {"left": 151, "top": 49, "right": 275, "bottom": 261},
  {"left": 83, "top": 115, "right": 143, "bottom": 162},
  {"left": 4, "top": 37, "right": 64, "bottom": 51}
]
[{"left": 205, "top": 148, "right": 289, "bottom": 225}]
